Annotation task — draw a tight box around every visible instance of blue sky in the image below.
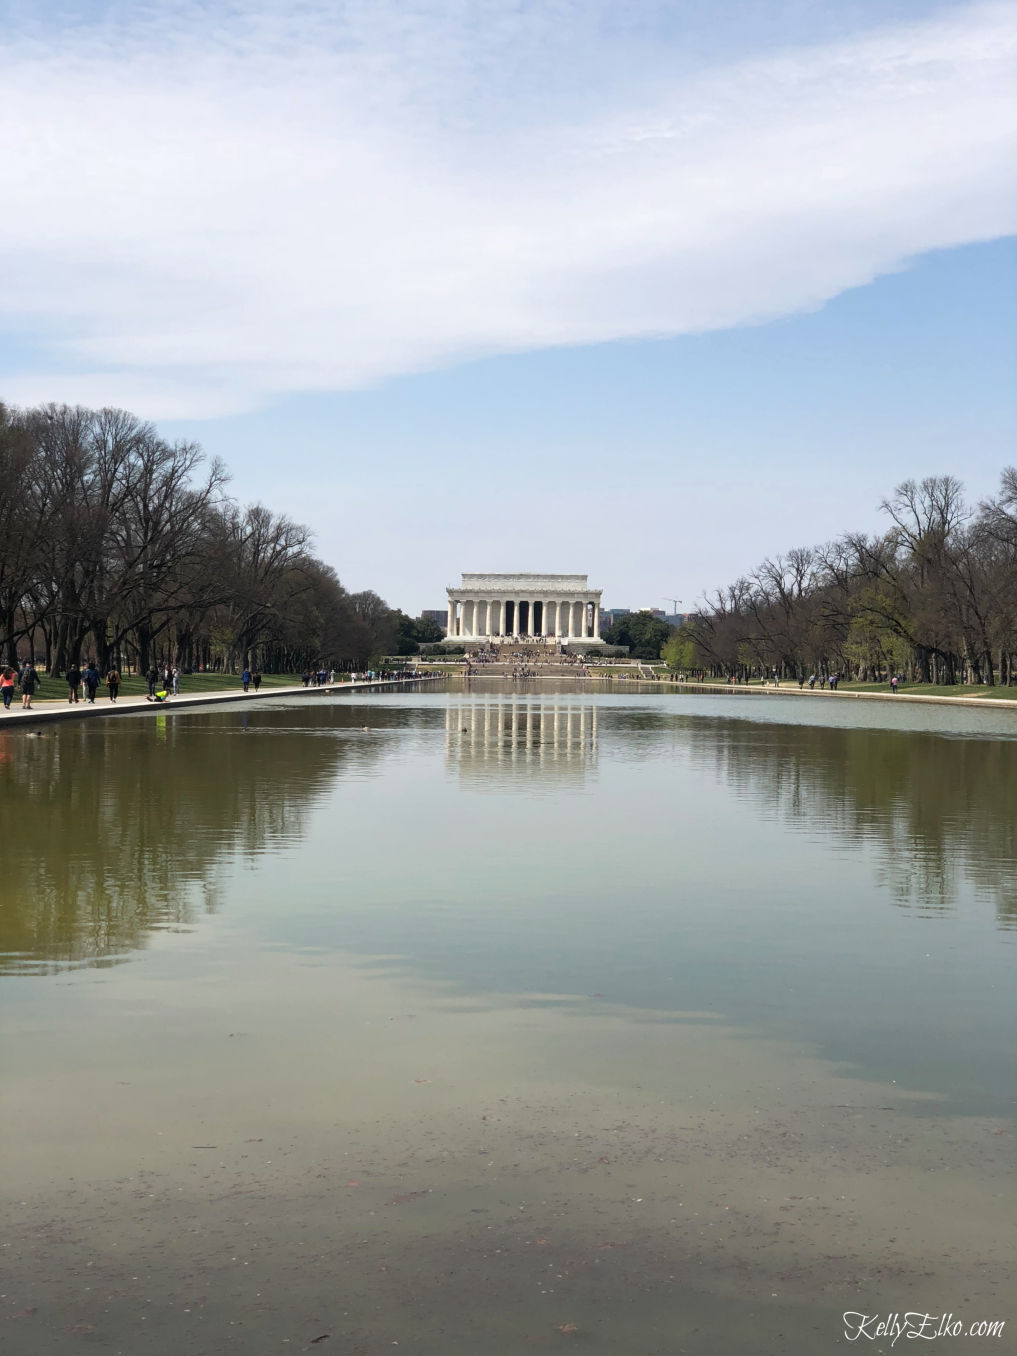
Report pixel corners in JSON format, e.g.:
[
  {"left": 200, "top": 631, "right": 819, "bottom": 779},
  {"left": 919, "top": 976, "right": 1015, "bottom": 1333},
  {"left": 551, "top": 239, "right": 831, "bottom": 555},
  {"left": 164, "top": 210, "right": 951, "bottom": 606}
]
[{"left": 2, "top": 1, "right": 1015, "bottom": 612}]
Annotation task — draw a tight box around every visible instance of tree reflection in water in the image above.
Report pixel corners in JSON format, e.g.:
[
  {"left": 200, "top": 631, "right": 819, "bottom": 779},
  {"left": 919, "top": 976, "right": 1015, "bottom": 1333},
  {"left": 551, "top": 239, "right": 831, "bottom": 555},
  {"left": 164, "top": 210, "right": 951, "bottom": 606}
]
[
  {"left": 4, "top": 695, "right": 1014, "bottom": 980},
  {"left": 0, "top": 706, "right": 393, "bottom": 974},
  {"left": 665, "top": 715, "right": 1017, "bottom": 930}
]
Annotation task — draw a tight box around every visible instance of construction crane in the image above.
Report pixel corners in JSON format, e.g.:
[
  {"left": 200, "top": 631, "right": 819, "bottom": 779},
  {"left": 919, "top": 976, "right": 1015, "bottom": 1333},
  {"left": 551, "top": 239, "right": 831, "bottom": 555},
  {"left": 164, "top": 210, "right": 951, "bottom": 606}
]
[{"left": 663, "top": 597, "right": 681, "bottom": 618}]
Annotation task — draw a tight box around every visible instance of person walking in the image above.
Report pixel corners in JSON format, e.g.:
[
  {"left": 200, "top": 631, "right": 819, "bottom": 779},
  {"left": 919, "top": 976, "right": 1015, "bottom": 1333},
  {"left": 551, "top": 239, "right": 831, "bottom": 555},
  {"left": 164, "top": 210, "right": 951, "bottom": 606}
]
[
  {"left": 145, "top": 665, "right": 158, "bottom": 698},
  {"left": 82, "top": 661, "right": 101, "bottom": 704},
  {"left": 1, "top": 667, "right": 15, "bottom": 711},
  {"left": 66, "top": 662, "right": 82, "bottom": 704},
  {"left": 242, "top": 667, "right": 252, "bottom": 693},
  {"left": 891, "top": 673, "right": 899, "bottom": 694},
  {"left": 171, "top": 666, "right": 181, "bottom": 696},
  {"left": 106, "top": 665, "right": 121, "bottom": 702},
  {"left": 252, "top": 670, "right": 261, "bottom": 691},
  {"left": 19, "top": 662, "right": 40, "bottom": 709}
]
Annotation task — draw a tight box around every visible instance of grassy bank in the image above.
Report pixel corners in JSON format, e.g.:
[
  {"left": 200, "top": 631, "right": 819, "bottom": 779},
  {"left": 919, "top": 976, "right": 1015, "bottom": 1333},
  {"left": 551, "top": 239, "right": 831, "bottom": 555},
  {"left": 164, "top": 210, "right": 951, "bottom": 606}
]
[
  {"left": 837, "top": 680, "right": 1017, "bottom": 700},
  {"left": 667, "top": 675, "right": 1017, "bottom": 700},
  {"left": 28, "top": 672, "right": 305, "bottom": 702}
]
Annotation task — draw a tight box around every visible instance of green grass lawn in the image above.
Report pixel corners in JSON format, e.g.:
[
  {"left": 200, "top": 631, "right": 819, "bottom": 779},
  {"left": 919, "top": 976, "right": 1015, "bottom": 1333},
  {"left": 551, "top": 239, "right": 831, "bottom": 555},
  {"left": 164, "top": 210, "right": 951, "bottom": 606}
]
[
  {"left": 36, "top": 670, "right": 1008, "bottom": 700},
  {"left": 31, "top": 671, "right": 304, "bottom": 701},
  {"left": 676, "top": 676, "right": 1017, "bottom": 699},
  {"left": 837, "top": 680, "right": 1017, "bottom": 700},
  {"left": 615, "top": 674, "right": 1017, "bottom": 700}
]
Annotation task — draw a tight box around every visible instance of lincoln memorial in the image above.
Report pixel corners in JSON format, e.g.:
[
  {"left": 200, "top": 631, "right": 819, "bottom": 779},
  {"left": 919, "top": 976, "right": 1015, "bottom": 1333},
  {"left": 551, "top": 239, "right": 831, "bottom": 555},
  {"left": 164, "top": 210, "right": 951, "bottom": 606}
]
[{"left": 445, "top": 573, "right": 604, "bottom": 646}]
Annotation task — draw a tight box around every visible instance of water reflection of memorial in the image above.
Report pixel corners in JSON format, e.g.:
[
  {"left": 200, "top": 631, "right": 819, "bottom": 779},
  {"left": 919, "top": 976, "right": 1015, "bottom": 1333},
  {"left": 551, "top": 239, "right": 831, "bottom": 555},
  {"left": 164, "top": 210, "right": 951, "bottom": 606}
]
[{"left": 445, "top": 699, "right": 598, "bottom": 785}]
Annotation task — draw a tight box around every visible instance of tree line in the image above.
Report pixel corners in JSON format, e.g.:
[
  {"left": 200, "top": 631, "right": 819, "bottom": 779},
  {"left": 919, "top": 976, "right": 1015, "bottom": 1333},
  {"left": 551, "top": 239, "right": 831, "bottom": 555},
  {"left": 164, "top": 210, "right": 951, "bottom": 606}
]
[
  {"left": 0, "top": 402, "right": 428, "bottom": 674},
  {"left": 678, "top": 472, "right": 1017, "bottom": 685}
]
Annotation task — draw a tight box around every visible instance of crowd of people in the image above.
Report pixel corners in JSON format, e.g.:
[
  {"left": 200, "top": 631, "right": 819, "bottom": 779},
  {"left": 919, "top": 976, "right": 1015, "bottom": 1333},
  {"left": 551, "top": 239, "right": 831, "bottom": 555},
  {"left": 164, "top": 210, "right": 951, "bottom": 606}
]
[
  {"left": 459, "top": 648, "right": 595, "bottom": 680},
  {"left": 1, "top": 660, "right": 184, "bottom": 711},
  {"left": 461, "top": 646, "right": 593, "bottom": 676},
  {"left": 1, "top": 659, "right": 424, "bottom": 713},
  {"left": 0, "top": 662, "right": 42, "bottom": 710}
]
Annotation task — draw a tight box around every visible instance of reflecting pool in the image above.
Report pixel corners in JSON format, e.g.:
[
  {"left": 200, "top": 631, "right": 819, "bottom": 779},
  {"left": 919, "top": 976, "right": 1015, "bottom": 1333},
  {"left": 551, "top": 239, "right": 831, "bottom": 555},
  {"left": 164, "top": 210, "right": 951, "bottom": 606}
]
[{"left": 2, "top": 682, "right": 1014, "bottom": 1354}]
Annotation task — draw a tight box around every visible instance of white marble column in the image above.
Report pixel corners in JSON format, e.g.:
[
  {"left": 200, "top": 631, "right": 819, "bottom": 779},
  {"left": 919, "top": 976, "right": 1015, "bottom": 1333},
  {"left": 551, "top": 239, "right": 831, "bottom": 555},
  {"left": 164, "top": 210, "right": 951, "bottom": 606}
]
[
  {"left": 498, "top": 599, "right": 505, "bottom": 636},
  {"left": 592, "top": 601, "right": 599, "bottom": 638},
  {"left": 447, "top": 600, "right": 454, "bottom": 635}
]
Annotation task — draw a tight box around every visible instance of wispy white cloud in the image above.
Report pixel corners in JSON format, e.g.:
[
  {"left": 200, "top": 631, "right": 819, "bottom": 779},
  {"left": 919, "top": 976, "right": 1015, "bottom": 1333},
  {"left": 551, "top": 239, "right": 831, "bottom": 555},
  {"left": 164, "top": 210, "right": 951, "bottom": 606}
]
[{"left": 2, "top": 0, "right": 1015, "bottom": 417}]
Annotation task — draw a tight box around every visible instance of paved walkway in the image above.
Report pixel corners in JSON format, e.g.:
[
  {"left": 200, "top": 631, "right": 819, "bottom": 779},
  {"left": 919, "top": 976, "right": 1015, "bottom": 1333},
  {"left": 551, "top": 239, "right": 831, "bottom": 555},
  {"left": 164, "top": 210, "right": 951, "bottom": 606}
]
[
  {"left": 675, "top": 682, "right": 1017, "bottom": 711},
  {"left": 1, "top": 677, "right": 436, "bottom": 729},
  {"left": 422, "top": 664, "right": 1017, "bottom": 710}
]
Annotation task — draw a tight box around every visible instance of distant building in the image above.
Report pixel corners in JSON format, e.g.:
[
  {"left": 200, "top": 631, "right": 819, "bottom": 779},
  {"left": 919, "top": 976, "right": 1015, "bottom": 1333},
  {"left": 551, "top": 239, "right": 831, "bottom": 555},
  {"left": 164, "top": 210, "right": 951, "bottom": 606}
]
[
  {"left": 421, "top": 609, "right": 448, "bottom": 633},
  {"left": 445, "top": 573, "right": 604, "bottom": 647},
  {"left": 600, "top": 606, "right": 686, "bottom": 636}
]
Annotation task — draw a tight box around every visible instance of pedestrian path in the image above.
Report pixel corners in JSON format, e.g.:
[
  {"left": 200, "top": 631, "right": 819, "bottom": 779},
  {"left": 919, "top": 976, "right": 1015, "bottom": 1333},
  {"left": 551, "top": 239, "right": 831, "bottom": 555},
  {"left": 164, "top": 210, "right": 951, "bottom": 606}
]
[
  {"left": 676, "top": 681, "right": 1017, "bottom": 710},
  {"left": 1, "top": 677, "right": 436, "bottom": 729}
]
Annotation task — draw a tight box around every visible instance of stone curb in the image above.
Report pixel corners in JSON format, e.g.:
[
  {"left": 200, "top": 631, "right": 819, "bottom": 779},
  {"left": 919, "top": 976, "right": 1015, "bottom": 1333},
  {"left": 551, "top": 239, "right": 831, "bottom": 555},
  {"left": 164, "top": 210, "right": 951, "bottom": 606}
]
[{"left": 1, "top": 677, "right": 439, "bottom": 730}]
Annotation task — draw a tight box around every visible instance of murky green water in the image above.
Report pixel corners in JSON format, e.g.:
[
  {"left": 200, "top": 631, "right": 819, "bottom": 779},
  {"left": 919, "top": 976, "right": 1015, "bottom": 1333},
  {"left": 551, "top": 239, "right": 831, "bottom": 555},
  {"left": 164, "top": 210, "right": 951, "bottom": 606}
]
[{"left": 2, "top": 682, "right": 1015, "bottom": 1354}]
